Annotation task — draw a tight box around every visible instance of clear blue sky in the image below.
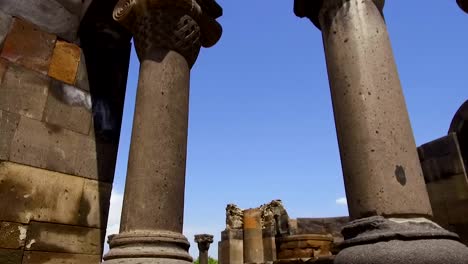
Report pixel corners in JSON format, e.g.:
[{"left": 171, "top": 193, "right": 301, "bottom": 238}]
[{"left": 105, "top": 1, "right": 468, "bottom": 259}]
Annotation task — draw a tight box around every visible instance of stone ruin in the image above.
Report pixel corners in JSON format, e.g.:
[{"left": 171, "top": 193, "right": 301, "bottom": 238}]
[
  {"left": 219, "top": 201, "right": 349, "bottom": 264},
  {"left": 0, "top": 0, "right": 467, "bottom": 263}
]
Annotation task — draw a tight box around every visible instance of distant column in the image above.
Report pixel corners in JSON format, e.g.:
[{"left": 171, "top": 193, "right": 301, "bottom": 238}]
[
  {"left": 220, "top": 230, "right": 244, "bottom": 264},
  {"left": 195, "top": 234, "right": 214, "bottom": 264},
  {"left": 102, "top": 0, "right": 222, "bottom": 263},
  {"left": 294, "top": 0, "right": 468, "bottom": 263},
  {"left": 243, "top": 209, "right": 264, "bottom": 264}
]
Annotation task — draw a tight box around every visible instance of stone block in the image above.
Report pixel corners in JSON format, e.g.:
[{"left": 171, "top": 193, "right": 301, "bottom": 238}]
[
  {"left": 0, "top": 221, "right": 27, "bottom": 249},
  {"left": 0, "top": 248, "right": 22, "bottom": 264},
  {"left": 447, "top": 198, "right": 468, "bottom": 225},
  {"left": 0, "top": 110, "right": 20, "bottom": 160},
  {"left": 220, "top": 237, "right": 243, "bottom": 264},
  {"left": 0, "top": 58, "right": 7, "bottom": 81},
  {"left": 0, "top": 0, "right": 79, "bottom": 42},
  {"left": 0, "top": 161, "right": 84, "bottom": 224},
  {"left": 0, "top": 64, "right": 49, "bottom": 120},
  {"left": 78, "top": 180, "right": 112, "bottom": 229},
  {"left": 9, "top": 116, "right": 115, "bottom": 182},
  {"left": 75, "top": 51, "right": 89, "bottom": 91},
  {"left": 54, "top": 0, "right": 85, "bottom": 16},
  {"left": 0, "top": 10, "right": 12, "bottom": 47},
  {"left": 48, "top": 40, "right": 81, "bottom": 84},
  {"left": 1, "top": 18, "right": 56, "bottom": 74},
  {"left": 43, "top": 80, "right": 92, "bottom": 134},
  {"left": 22, "top": 251, "right": 101, "bottom": 264},
  {"left": 25, "top": 221, "right": 102, "bottom": 255}
]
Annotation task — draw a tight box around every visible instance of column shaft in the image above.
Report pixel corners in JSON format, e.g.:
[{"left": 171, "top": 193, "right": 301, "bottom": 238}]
[
  {"left": 120, "top": 49, "right": 189, "bottom": 233},
  {"left": 319, "top": 0, "right": 432, "bottom": 219},
  {"left": 243, "top": 209, "right": 264, "bottom": 264}
]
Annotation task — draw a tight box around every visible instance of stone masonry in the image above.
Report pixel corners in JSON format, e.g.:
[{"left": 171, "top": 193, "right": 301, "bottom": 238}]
[{"left": 0, "top": 1, "right": 130, "bottom": 263}]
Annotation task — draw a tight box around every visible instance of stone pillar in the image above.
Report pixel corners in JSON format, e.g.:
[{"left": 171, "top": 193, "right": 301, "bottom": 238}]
[
  {"left": 243, "top": 209, "right": 264, "bottom": 264},
  {"left": 458, "top": 0, "right": 468, "bottom": 13},
  {"left": 262, "top": 225, "right": 276, "bottom": 263},
  {"left": 195, "top": 234, "right": 214, "bottom": 264},
  {"left": 220, "top": 230, "right": 243, "bottom": 264},
  {"left": 294, "top": 0, "right": 468, "bottom": 263},
  {"left": 103, "top": 1, "right": 222, "bottom": 264}
]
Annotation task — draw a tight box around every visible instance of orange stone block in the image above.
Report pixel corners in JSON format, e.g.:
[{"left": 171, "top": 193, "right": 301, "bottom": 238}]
[
  {"left": 48, "top": 40, "right": 81, "bottom": 84},
  {"left": 1, "top": 19, "right": 56, "bottom": 75}
]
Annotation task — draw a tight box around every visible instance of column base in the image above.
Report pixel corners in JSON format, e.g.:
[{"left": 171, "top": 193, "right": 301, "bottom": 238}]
[
  {"left": 335, "top": 216, "right": 468, "bottom": 264},
  {"left": 102, "top": 230, "right": 193, "bottom": 264}
]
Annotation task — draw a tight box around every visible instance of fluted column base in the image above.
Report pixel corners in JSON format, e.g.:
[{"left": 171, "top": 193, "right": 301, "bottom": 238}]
[
  {"left": 103, "top": 231, "right": 193, "bottom": 264},
  {"left": 335, "top": 216, "right": 468, "bottom": 264}
]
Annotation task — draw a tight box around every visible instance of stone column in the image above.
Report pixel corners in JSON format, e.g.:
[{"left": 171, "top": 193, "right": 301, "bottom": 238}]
[
  {"left": 243, "top": 209, "right": 264, "bottom": 264},
  {"left": 195, "top": 234, "right": 214, "bottom": 264},
  {"left": 103, "top": 1, "right": 222, "bottom": 263},
  {"left": 262, "top": 225, "right": 276, "bottom": 263},
  {"left": 294, "top": 0, "right": 468, "bottom": 263},
  {"left": 458, "top": 0, "right": 468, "bottom": 13},
  {"left": 220, "top": 229, "right": 244, "bottom": 264}
]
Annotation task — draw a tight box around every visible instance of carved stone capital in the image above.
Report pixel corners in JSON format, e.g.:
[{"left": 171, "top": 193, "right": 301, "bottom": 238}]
[
  {"left": 194, "top": 234, "right": 214, "bottom": 251},
  {"left": 113, "top": 0, "right": 222, "bottom": 66},
  {"left": 294, "top": 0, "right": 384, "bottom": 29}
]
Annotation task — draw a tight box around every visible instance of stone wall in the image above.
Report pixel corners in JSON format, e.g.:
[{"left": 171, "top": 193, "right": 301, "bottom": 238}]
[
  {"left": 418, "top": 133, "right": 468, "bottom": 245},
  {"left": 0, "top": 0, "right": 129, "bottom": 262}
]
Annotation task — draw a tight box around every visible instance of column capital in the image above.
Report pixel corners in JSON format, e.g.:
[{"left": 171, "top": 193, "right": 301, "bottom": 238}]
[
  {"left": 294, "top": 0, "right": 384, "bottom": 29},
  {"left": 194, "top": 234, "right": 214, "bottom": 251},
  {"left": 458, "top": 0, "right": 468, "bottom": 13},
  {"left": 112, "top": 0, "right": 222, "bottom": 66}
]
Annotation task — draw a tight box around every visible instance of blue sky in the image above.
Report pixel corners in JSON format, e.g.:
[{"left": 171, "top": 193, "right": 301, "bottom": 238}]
[{"left": 105, "top": 1, "right": 468, "bottom": 259}]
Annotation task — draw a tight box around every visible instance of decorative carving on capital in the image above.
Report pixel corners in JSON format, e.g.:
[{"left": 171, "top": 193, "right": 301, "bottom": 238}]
[
  {"left": 112, "top": 0, "right": 222, "bottom": 66},
  {"left": 194, "top": 234, "right": 214, "bottom": 251}
]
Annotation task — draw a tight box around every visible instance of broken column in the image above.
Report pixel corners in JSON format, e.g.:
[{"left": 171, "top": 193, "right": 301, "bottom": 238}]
[
  {"left": 243, "top": 209, "right": 264, "bottom": 264},
  {"left": 294, "top": 0, "right": 468, "bottom": 263},
  {"left": 103, "top": 0, "right": 222, "bottom": 263},
  {"left": 219, "top": 204, "right": 244, "bottom": 264},
  {"left": 195, "top": 234, "right": 214, "bottom": 264}
]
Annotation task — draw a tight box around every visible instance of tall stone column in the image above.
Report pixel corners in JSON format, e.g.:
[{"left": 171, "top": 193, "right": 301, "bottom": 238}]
[
  {"left": 458, "top": 0, "right": 468, "bottom": 13},
  {"left": 195, "top": 234, "right": 214, "bottom": 264},
  {"left": 103, "top": 1, "right": 222, "bottom": 263},
  {"left": 243, "top": 209, "right": 264, "bottom": 264},
  {"left": 294, "top": 0, "right": 468, "bottom": 263}
]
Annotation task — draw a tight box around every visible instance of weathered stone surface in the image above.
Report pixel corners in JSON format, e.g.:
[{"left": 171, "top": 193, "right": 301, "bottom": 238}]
[
  {"left": 0, "top": 248, "right": 22, "bottom": 264},
  {"left": 0, "top": 161, "right": 84, "bottom": 224},
  {"left": 309, "top": 0, "right": 432, "bottom": 219},
  {"left": 1, "top": 18, "right": 56, "bottom": 74},
  {"left": 75, "top": 51, "right": 89, "bottom": 91},
  {"left": 48, "top": 40, "right": 81, "bottom": 84},
  {"left": 22, "top": 251, "right": 102, "bottom": 264},
  {"left": 0, "top": 0, "right": 79, "bottom": 42},
  {"left": 79, "top": 179, "right": 112, "bottom": 229},
  {"left": 25, "top": 221, "right": 102, "bottom": 254},
  {"left": 0, "top": 59, "right": 7, "bottom": 81},
  {"left": 0, "top": 221, "right": 27, "bottom": 249},
  {"left": 0, "top": 110, "right": 20, "bottom": 160},
  {"left": 220, "top": 236, "right": 243, "bottom": 264},
  {"left": 297, "top": 217, "right": 349, "bottom": 244},
  {"left": 243, "top": 209, "right": 264, "bottom": 264},
  {"left": 277, "top": 235, "right": 333, "bottom": 260},
  {"left": 0, "top": 64, "right": 49, "bottom": 120},
  {"left": 43, "top": 80, "right": 92, "bottom": 135},
  {"left": 0, "top": 10, "right": 12, "bottom": 46},
  {"left": 9, "top": 116, "right": 115, "bottom": 182},
  {"left": 226, "top": 204, "right": 243, "bottom": 230}
]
